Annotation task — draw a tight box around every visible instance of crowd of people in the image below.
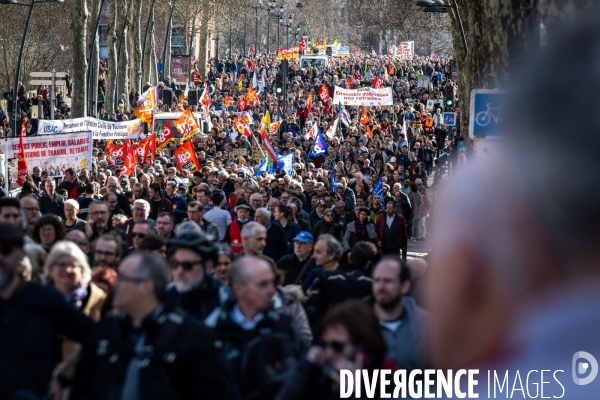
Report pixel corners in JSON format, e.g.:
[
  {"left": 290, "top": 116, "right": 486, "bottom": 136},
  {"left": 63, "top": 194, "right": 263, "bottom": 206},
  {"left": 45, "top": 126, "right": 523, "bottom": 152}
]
[{"left": 0, "top": 51, "right": 456, "bottom": 399}]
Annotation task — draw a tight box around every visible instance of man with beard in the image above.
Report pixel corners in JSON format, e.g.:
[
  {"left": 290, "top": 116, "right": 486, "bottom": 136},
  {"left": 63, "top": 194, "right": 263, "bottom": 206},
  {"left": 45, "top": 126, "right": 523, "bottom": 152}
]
[
  {"left": 0, "top": 224, "right": 94, "bottom": 399},
  {"left": 85, "top": 200, "right": 126, "bottom": 242},
  {"left": 92, "top": 234, "right": 122, "bottom": 270},
  {"left": 165, "top": 231, "right": 222, "bottom": 321},
  {"left": 372, "top": 257, "right": 429, "bottom": 371}
]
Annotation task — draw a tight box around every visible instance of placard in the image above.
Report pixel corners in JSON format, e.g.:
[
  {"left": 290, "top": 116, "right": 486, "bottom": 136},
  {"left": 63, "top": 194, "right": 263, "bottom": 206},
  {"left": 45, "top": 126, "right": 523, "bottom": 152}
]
[
  {"left": 332, "top": 86, "right": 394, "bottom": 106},
  {"left": 233, "top": 148, "right": 248, "bottom": 157},
  {"left": 0, "top": 131, "right": 93, "bottom": 181},
  {"left": 251, "top": 145, "right": 264, "bottom": 161}
]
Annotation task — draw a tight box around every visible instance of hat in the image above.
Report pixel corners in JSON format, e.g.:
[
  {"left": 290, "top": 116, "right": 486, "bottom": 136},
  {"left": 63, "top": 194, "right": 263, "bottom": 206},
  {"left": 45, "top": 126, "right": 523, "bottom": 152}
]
[
  {"left": 177, "top": 184, "right": 187, "bottom": 189},
  {"left": 167, "top": 231, "right": 218, "bottom": 262},
  {"left": 237, "top": 203, "right": 252, "bottom": 211},
  {"left": 312, "top": 168, "right": 319, "bottom": 172},
  {"left": 292, "top": 231, "right": 314, "bottom": 244},
  {"left": 415, "top": 178, "right": 423, "bottom": 184},
  {"left": 390, "top": 157, "right": 397, "bottom": 162}
]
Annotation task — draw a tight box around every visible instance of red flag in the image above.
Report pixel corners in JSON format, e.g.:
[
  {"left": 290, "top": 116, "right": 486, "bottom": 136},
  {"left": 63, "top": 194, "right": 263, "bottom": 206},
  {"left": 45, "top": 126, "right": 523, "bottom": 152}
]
[
  {"left": 318, "top": 84, "right": 330, "bottom": 102},
  {"left": 224, "top": 94, "right": 231, "bottom": 107},
  {"left": 306, "top": 92, "right": 313, "bottom": 111},
  {"left": 299, "top": 37, "right": 306, "bottom": 52},
  {"left": 106, "top": 139, "right": 115, "bottom": 155},
  {"left": 174, "top": 109, "right": 201, "bottom": 142},
  {"left": 157, "top": 121, "right": 175, "bottom": 151},
  {"left": 17, "top": 119, "right": 28, "bottom": 186},
  {"left": 144, "top": 134, "right": 156, "bottom": 163},
  {"left": 238, "top": 96, "right": 247, "bottom": 110},
  {"left": 109, "top": 140, "right": 135, "bottom": 176},
  {"left": 173, "top": 140, "right": 201, "bottom": 173},
  {"left": 132, "top": 141, "right": 146, "bottom": 166},
  {"left": 347, "top": 77, "right": 353, "bottom": 89},
  {"left": 235, "top": 121, "right": 253, "bottom": 137},
  {"left": 360, "top": 106, "right": 369, "bottom": 125},
  {"left": 260, "top": 112, "right": 278, "bottom": 166},
  {"left": 354, "top": 48, "right": 360, "bottom": 55},
  {"left": 246, "top": 87, "right": 257, "bottom": 105},
  {"left": 371, "top": 74, "right": 382, "bottom": 88}
]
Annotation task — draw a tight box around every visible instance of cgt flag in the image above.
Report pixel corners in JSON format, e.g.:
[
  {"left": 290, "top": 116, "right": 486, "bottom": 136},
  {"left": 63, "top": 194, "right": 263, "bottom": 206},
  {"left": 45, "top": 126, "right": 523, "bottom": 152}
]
[
  {"left": 157, "top": 121, "right": 175, "bottom": 151},
  {"left": 174, "top": 140, "right": 200, "bottom": 173},
  {"left": 109, "top": 140, "right": 135, "bottom": 176},
  {"left": 318, "top": 84, "right": 330, "bottom": 102},
  {"left": 360, "top": 106, "right": 369, "bottom": 125},
  {"left": 174, "top": 109, "right": 201, "bottom": 142},
  {"left": 310, "top": 130, "right": 328, "bottom": 158}
]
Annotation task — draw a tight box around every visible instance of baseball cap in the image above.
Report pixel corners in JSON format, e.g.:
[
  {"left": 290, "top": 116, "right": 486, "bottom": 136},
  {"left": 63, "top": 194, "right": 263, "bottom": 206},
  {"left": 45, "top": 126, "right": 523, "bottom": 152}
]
[
  {"left": 390, "top": 157, "right": 397, "bottom": 162},
  {"left": 237, "top": 203, "right": 252, "bottom": 211},
  {"left": 292, "top": 231, "right": 314, "bottom": 244}
]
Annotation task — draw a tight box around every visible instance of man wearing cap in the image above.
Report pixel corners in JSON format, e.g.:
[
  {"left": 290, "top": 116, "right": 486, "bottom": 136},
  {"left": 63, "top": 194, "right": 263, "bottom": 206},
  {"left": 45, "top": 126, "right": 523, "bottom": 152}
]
[
  {"left": 166, "top": 231, "right": 222, "bottom": 321},
  {"left": 224, "top": 203, "right": 252, "bottom": 254},
  {"left": 276, "top": 231, "right": 317, "bottom": 286},
  {"left": 0, "top": 223, "right": 94, "bottom": 399}
]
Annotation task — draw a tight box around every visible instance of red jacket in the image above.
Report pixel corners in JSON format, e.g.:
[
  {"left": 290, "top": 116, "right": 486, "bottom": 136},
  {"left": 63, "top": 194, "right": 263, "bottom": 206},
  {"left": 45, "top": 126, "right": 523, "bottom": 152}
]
[{"left": 375, "top": 213, "right": 408, "bottom": 250}]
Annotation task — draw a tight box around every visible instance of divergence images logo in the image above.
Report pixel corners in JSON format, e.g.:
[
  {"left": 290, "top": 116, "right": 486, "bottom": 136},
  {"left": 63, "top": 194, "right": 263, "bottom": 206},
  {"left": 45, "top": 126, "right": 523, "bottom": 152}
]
[{"left": 572, "top": 351, "right": 598, "bottom": 385}]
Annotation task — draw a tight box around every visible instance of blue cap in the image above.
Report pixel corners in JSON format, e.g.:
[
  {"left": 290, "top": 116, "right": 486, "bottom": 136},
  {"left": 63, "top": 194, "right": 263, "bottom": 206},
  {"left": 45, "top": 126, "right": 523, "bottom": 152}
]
[{"left": 292, "top": 231, "right": 314, "bottom": 244}]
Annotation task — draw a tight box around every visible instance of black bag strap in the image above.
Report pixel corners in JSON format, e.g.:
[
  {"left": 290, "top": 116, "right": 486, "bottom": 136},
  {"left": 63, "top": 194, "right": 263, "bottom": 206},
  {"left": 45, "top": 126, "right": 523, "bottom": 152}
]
[{"left": 294, "top": 258, "right": 313, "bottom": 285}]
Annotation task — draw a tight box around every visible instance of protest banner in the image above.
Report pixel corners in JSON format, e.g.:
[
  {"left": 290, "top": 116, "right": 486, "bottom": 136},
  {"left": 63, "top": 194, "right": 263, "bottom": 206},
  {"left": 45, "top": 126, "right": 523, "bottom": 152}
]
[
  {"left": 0, "top": 131, "right": 93, "bottom": 181},
  {"left": 37, "top": 117, "right": 142, "bottom": 139},
  {"left": 233, "top": 148, "right": 248, "bottom": 157},
  {"left": 275, "top": 46, "right": 300, "bottom": 60},
  {"left": 396, "top": 41, "right": 414, "bottom": 57},
  {"left": 332, "top": 86, "right": 394, "bottom": 106}
]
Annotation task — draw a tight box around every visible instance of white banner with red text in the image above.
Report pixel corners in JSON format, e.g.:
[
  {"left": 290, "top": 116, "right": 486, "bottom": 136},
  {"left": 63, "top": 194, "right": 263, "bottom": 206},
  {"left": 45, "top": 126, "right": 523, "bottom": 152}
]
[
  {"left": 0, "top": 131, "right": 93, "bottom": 181},
  {"left": 332, "top": 86, "right": 394, "bottom": 106},
  {"left": 37, "top": 117, "right": 142, "bottom": 139}
]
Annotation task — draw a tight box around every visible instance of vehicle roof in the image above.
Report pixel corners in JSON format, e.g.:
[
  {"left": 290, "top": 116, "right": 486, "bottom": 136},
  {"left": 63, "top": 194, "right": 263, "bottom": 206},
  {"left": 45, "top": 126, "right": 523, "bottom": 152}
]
[{"left": 153, "top": 112, "right": 205, "bottom": 120}]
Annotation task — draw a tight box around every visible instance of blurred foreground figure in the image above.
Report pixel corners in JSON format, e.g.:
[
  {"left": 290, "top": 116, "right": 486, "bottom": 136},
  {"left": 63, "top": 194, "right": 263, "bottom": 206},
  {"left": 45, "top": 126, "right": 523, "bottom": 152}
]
[{"left": 425, "top": 8, "right": 600, "bottom": 399}]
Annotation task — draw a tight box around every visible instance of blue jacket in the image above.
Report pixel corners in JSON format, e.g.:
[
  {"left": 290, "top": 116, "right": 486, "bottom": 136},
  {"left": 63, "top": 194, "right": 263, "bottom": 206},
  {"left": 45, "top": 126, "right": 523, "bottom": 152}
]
[{"left": 168, "top": 193, "right": 188, "bottom": 224}]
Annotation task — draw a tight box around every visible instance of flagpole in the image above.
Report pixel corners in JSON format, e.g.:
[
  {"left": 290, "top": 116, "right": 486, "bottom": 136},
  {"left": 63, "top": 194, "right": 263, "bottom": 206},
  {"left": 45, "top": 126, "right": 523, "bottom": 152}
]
[{"left": 252, "top": 134, "right": 266, "bottom": 158}]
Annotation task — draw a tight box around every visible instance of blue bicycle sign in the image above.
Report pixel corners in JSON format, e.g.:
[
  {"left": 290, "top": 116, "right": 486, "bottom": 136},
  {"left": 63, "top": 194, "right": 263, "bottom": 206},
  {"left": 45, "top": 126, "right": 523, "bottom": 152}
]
[{"left": 469, "top": 90, "right": 507, "bottom": 139}]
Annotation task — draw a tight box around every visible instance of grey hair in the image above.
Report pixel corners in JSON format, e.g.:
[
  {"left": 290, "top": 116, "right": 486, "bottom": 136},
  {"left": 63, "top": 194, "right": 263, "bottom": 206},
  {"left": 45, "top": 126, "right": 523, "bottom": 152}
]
[
  {"left": 175, "top": 221, "right": 202, "bottom": 236},
  {"left": 218, "top": 170, "right": 229, "bottom": 179},
  {"left": 241, "top": 221, "right": 266, "bottom": 238},
  {"left": 316, "top": 234, "right": 342, "bottom": 261},
  {"left": 255, "top": 207, "right": 271, "bottom": 219},
  {"left": 44, "top": 241, "right": 91, "bottom": 284},
  {"left": 128, "top": 252, "right": 169, "bottom": 302},
  {"left": 133, "top": 182, "right": 144, "bottom": 190},
  {"left": 133, "top": 199, "right": 150, "bottom": 209},
  {"left": 65, "top": 199, "right": 80, "bottom": 210}
]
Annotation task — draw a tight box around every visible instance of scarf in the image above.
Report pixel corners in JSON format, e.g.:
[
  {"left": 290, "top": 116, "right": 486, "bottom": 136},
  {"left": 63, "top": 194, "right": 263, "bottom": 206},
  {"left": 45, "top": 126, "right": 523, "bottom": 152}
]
[
  {"left": 67, "top": 283, "right": 89, "bottom": 310},
  {"left": 355, "top": 221, "right": 367, "bottom": 236}
]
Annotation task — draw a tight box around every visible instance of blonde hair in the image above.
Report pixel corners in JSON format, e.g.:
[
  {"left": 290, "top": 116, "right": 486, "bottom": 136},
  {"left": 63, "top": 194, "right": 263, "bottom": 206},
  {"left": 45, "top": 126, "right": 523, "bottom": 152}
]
[{"left": 43, "top": 241, "right": 91, "bottom": 284}]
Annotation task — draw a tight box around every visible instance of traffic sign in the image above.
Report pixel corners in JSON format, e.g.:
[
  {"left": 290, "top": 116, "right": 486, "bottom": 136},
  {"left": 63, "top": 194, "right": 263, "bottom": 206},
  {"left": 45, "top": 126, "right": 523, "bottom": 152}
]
[
  {"left": 30, "top": 79, "right": 66, "bottom": 86},
  {"left": 443, "top": 112, "right": 456, "bottom": 126},
  {"left": 469, "top": 89, "right": 507, "bottom": 140},
  {"left": 30, "top": 71, "right": 67, "bottom": 78}
]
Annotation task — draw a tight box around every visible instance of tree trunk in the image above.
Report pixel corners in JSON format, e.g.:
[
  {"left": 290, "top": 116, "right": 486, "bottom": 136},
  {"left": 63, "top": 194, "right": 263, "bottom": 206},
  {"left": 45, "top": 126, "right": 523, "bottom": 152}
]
[
  {"left": 143, "top": 2, "right": 156, "bottom": 85},
  {"left": 106, "top": 0, "right": 118, "bottom": 114},
  {"left": 197, "top": 0, "right": 210, "bottom": 77},
  {"left": 164, "top": 16, "right": 172, "bottom": 79},
  {"left": 149, "top": 29, "right": 158, "bottom": 84},
  {"left": 89, "top": 0, "right": 101, "bottom": 117},
  {"left": 117, "top": 0, "right": 129, "bottom": 108},
  {"left": 70, "top": 0, "right": 88, "bottom": 118},
  {"left": 129, "top": 0, "right": 143, "bottom": 93}
]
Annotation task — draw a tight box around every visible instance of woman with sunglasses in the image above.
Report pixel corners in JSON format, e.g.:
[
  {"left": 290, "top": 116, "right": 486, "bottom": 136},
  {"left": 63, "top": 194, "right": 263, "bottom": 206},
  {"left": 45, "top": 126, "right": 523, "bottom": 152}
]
[
  {"left": 311, "top": 209, "right": 342, "bottom": 242},
  {"left": 276, "top": 300, "right": 398, "bottom": 399}
]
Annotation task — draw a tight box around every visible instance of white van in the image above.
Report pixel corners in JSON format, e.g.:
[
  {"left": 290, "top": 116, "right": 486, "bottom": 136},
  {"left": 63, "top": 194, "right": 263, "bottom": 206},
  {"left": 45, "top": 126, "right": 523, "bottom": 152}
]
[
  {"left": 152, "top": 112, "right": 213, "bottom": 137},
  {"left": 299, "top": 55, "right": 329, "bottom": 69}
]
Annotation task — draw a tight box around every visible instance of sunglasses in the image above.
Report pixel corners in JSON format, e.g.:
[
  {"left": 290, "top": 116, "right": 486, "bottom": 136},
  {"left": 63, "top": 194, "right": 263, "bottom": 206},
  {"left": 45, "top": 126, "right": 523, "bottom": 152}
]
[
  {"left": 169, "top": 259, "right": 203, "bottom": 271},
  {"left": 323, "top": 340, "right": 348, "bottom": 353},
  {"left": 132, "top": 233, "right": 147, "bottom": 239}
]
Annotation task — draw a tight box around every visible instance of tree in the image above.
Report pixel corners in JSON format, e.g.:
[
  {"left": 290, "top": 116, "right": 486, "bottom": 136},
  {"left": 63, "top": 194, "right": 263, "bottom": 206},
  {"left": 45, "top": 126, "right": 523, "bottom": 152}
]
[
  {"left": 448, "top": 0, "right": 591, "bottom": 144},
  {"left": 70, "top": 0, "right": 89, "bottom": 118},
  {"left": 129, "top": 0, "right": 144, "bottom": 93}
]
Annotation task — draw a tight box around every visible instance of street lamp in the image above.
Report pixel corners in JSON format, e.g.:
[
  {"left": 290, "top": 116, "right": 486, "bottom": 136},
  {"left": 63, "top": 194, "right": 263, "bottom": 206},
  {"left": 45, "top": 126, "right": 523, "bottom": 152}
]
[
  {"left": 415, "top": 0, "right": 467, "bottom": 54},
  {"left": 276, "top": 4, "right": 285, "bottom": 50},
  {"left": 0, "top": 0, "right": 64, "bottom": 139},
  {"left": 266, "top": 0, "right": 276, "bottom": 54},
  {"left": 295, "top": 23, "right": 301, "bottom": 45},
  {"left": 280, "top": 14, "right": 293, "bottom": 49},
  {"left": 247, "top": 0, "right": 263, "bottom": 55}
]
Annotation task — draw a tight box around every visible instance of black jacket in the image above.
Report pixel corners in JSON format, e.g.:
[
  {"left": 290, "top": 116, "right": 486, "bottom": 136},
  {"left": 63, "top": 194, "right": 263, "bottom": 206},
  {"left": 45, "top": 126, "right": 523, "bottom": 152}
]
[
  {"left": 0, "top": 281, "right": 94, "bottom": 399},
  {"left": 276, "top": 254, "right": 317, "bottom": 286},
  {"left": 304, "top": 264, "right": 373, "bottom": 332},
  {"left": 165, "top": 276, "right": 222, "bottom": 321},
  {"left": 71, "top": 304, "right": 231, "bottom": 400},
  {"left": 263, "top": 222, "right": 288, "bottom": 262},
  {"left": 38, "top": 192, "right": 65, "bottom": 219},
  {"left": 311, "top": 220, "right": 342, "bottom": 242}
]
